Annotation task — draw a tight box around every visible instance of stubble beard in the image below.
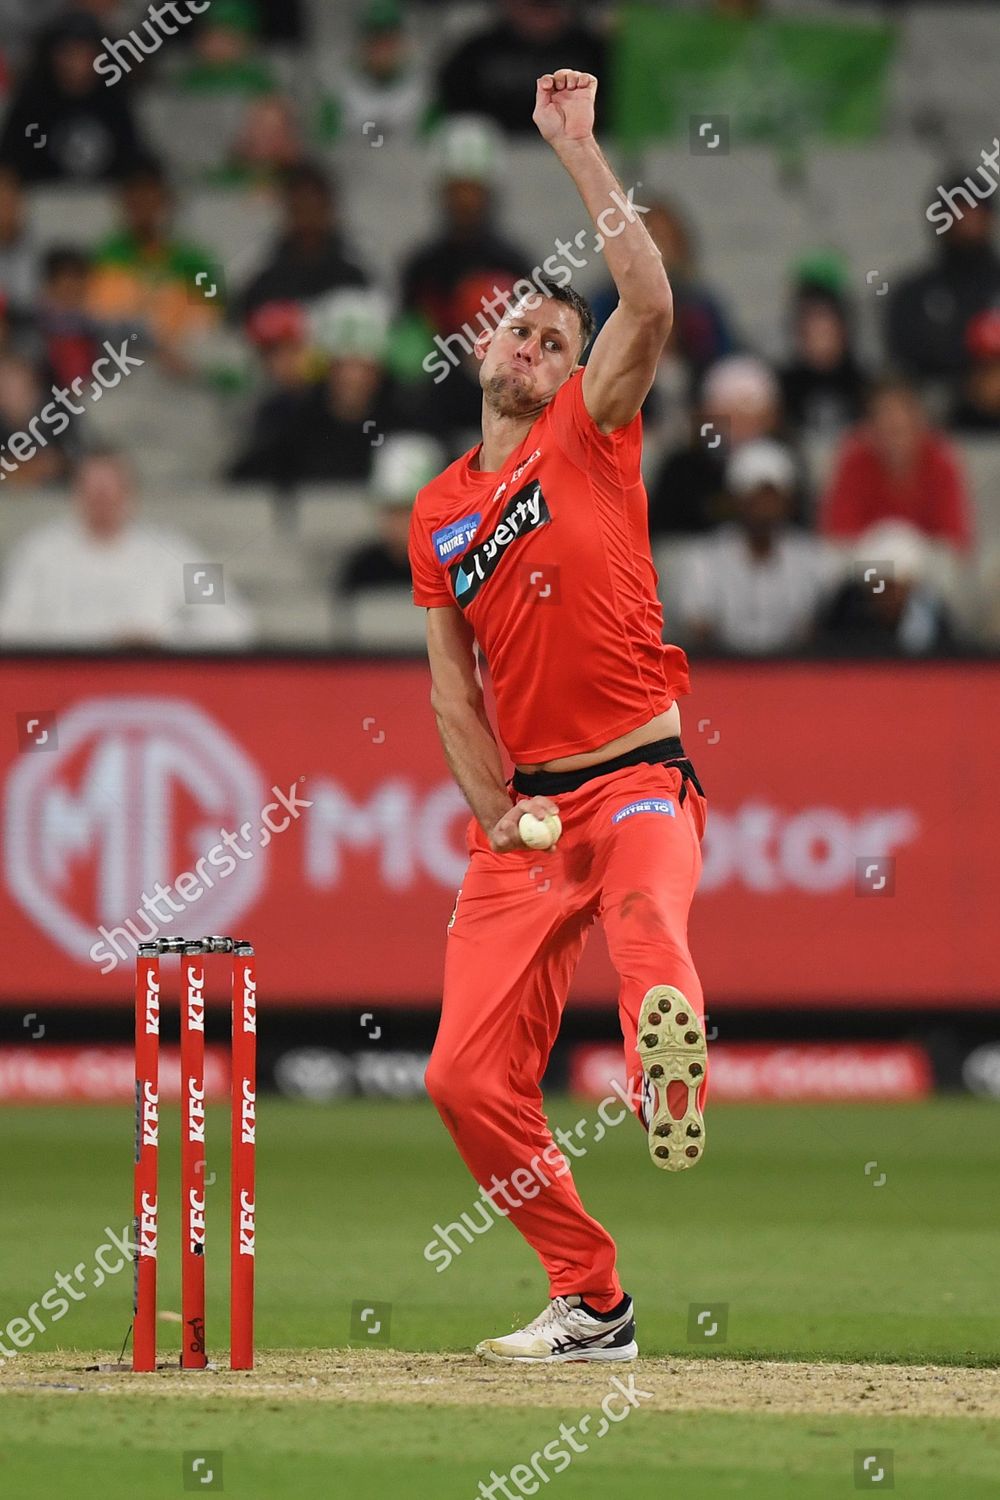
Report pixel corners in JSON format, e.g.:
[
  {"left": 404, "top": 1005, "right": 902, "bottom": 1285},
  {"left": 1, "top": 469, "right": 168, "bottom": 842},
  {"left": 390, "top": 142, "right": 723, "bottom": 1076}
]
[{"left": 481, "top": 369, "right": 542, "bottom": 420}]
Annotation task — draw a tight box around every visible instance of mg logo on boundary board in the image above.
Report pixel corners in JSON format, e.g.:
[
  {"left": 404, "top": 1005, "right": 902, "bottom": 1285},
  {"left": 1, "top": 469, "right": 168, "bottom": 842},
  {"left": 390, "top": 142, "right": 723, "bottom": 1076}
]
[{"left": 4, "top": 697, "right": 266, "bottom": 962}]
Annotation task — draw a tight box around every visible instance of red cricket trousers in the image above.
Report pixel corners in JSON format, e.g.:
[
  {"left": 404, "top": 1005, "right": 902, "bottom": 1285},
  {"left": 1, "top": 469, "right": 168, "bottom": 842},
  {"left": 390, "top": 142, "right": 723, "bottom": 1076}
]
[{"left": 424, "top": 751, "right": 707, "bottom": 1310}]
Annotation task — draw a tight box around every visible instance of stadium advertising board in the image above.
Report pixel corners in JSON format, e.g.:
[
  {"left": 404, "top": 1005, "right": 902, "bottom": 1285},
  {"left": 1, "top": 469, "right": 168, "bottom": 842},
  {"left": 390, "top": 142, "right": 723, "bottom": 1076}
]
[{"left": 2, "top": 657, "right": 997, "bottom": 1008}]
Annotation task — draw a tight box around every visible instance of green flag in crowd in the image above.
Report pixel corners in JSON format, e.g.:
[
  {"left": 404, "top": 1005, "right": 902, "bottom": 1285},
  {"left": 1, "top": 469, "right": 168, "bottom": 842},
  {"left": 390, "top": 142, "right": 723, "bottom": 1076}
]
[{"left": 612, "top": 8, "right": 896, "bottom": 147}]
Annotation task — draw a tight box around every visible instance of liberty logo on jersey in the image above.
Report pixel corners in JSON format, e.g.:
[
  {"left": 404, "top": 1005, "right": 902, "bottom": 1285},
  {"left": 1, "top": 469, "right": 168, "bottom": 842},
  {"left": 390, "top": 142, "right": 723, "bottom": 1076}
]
[
  {"left": 448, "top": 480, "right": 550, "bottom": 607},
  {"left": 432, "top": 513, "right": 481, "bottom": 564}
]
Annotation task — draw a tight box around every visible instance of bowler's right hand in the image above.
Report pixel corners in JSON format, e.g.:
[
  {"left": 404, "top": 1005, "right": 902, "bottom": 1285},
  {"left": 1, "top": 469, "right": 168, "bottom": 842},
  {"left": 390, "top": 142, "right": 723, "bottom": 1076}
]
[{"left": 488, "top": 795, "right": 560, "bottom": 853}]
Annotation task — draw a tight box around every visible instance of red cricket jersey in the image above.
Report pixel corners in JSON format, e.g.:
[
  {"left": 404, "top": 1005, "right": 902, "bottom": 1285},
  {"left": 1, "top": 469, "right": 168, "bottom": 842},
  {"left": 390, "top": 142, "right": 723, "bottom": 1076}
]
[{"left": 408, "top": 370, "right": 691, "bottom": 762}]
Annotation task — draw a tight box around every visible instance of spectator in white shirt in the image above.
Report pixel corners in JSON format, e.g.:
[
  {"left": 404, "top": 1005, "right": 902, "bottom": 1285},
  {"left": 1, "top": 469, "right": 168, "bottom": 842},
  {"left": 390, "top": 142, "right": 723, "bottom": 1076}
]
[
  {"left": 322, "top": 0, "right": 429, "bottom": 144},
  {"left": 675, "top": 440, "right": 836, "bottom": 655},
  {"left": 0, "top": 448, "right": 254, "bottom": 649}
]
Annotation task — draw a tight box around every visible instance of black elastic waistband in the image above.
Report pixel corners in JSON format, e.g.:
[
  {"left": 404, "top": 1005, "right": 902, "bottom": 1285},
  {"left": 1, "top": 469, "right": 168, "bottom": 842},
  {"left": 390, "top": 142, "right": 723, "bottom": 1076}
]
[{"left": 512, "top": 736, "right": 704, "bottom": 800}]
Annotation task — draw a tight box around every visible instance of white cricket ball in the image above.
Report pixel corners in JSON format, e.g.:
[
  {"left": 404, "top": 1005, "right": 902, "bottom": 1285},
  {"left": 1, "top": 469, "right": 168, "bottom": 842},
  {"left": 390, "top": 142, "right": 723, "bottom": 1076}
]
[{"left": 518, "top": 811, "right": 562, "bottom": 850}]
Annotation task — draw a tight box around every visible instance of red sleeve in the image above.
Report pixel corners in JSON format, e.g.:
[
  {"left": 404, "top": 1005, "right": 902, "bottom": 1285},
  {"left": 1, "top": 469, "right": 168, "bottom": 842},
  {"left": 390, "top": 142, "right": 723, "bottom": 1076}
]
[
  {"left": 546, "top": 369, "right": 643, "bottom": 483},
  {"left": 408, "top": 496, "right": 453, "bottom": 608},
  {"left": 929, "top": 439, "right": 973, "bottom": 549},
  {"left": 820, "top": 437, "right": 869, "bottom": 538}
]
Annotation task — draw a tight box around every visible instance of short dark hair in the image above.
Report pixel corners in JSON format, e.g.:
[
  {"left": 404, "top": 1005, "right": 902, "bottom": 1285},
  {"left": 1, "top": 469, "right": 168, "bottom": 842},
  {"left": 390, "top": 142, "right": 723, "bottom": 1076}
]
[
  {"left": 281, "top": 161, "right": 335, "bottom": 201},
  {"left": 866, "top": 374, "right": 919, "bottom": 409},
  {"left": 121, "top": 156, "right": 170, "bottom": 192},
  {"left": 42, "top": 245, "right": 91, "bottom": 281},
  {"left": 521, "top": 276, "right": 596, "bottom": 356}
]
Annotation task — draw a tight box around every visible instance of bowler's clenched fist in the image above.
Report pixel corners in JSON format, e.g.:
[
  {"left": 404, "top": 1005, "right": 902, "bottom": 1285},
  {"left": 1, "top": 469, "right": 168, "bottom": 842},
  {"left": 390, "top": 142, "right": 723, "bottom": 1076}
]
[{"left": 533, "top": 70, "right": 598, "bottom": 145}]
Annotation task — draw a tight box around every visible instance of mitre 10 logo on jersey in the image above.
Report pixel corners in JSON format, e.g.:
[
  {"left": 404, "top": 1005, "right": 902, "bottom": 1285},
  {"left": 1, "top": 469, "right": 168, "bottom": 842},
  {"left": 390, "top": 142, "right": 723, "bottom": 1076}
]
[{"left": 448, "top": 480, "right": 551, "bottom": 607}]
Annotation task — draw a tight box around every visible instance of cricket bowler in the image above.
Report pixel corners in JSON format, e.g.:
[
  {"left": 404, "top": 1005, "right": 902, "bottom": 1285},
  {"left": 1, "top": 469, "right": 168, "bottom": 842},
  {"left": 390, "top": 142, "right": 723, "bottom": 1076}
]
[{"left": 409, "top": 70, "right": 708, "bottom": 1363}]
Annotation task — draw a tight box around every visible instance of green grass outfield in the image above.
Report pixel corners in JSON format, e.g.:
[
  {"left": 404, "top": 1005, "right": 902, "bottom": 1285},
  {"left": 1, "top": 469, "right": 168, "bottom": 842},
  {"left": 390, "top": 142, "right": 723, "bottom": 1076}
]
[{"left": 1, "top": 1097, "right": 998, "bottom": 1498}]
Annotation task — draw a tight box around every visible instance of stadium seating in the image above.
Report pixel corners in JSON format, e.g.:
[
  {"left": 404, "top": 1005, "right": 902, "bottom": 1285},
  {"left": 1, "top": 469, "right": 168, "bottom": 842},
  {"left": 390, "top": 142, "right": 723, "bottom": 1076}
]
[
  {"left": 348, "top": 587, "right": 428, "bottom": 651},
  {"left": 4, "top": 412, "right": 998, "bottom": 648},
  {"left": 1, "top": 0, "right": 997, "bottom": 654}
]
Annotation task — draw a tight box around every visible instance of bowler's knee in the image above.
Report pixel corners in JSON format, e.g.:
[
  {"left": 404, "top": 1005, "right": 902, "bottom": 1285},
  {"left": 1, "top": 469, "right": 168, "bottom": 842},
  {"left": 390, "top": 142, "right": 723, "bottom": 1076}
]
[
  {"left": 424, "top": 1052, "right": 458, "bottom": 1112},
  {"left": 425, "top": 1048, "right": 506, "bottom": 1120},
  {"left": 425, "top": 1050, "right": 479, "bottom": 1117}
]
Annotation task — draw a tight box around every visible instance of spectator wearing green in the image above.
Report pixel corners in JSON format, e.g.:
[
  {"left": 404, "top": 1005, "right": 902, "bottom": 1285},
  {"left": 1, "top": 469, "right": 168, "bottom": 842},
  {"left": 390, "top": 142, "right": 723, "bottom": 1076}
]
[
  {"left": 218, "top": 95, "right": 309, "bottom": 190},
  {"left": 88, "top": 159, "right": 224, "bottom": 366},
  {"left": 320, "top": 0, "right": 433, "bottom": 145},
  {"left": 179, "top": 0, "right": 276, "bottom": 96}
]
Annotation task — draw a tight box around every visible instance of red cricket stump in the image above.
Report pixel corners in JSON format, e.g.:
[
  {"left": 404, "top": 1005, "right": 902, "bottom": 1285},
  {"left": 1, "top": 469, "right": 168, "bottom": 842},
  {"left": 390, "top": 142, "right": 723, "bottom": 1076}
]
[
  {"left": 230, "top": 943, "right": 257, "bottom": 1370},
  {"left": 133, "top": 945, "right": 160, "bottom": 1372},
  {"left": 180, "top": 944, "right": 208, "bottom": 1369},
  {"left": 130, "top": 934, "right": 256, "bottom": 1372}
]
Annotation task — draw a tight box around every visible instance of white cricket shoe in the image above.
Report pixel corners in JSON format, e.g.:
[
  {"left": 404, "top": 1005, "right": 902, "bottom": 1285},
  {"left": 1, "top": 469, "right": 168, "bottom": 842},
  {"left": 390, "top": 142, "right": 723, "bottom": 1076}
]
[
  {"left": 637, "top": 985, "right": 707, "bottom": 1171},
  {"left": 475, "top": 1294, "right": 638, "bottom": 1364}
]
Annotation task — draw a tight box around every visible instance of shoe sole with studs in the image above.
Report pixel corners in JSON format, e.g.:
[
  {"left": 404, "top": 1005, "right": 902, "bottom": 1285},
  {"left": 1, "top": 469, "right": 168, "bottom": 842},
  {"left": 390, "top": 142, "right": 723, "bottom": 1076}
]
[{"left": 637, "top": 985, "right": 707, "bottom": 1172}]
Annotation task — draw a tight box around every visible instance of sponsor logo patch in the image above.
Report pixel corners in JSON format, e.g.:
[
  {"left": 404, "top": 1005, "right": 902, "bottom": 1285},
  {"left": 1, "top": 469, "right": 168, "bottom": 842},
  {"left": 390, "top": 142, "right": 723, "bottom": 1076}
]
[
  {"left": 449, "top": 481, "right": 550, "bottom": 607},
  {"left": 432, "top": 513, "right": 481, "bottom": 563},
  {"left": 612, "top": 798, "right": 676, "bottom": 825},
  {"left": 493, "top": 446, "right": 542, "bottom": 502}
]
